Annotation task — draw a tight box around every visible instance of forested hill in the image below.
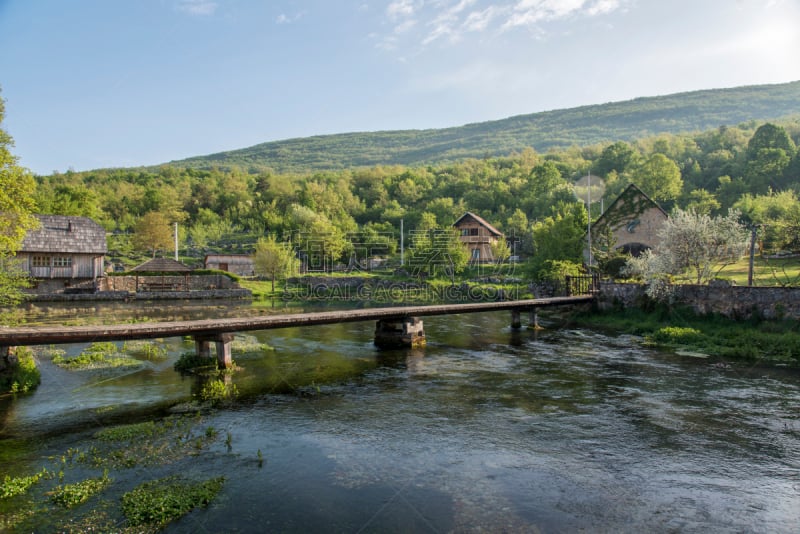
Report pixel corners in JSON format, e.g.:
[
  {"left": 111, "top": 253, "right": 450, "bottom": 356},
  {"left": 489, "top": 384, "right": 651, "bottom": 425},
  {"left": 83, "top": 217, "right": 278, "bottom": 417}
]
[{"left": 170, "top": 80, "right": 800, "bottom": 173}]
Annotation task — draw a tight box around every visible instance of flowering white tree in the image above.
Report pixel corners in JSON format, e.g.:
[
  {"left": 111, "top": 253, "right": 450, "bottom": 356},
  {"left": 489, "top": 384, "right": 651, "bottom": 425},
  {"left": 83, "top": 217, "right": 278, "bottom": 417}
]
[{"left": 624, "top": 209, "right": 749, "bottom": 299}]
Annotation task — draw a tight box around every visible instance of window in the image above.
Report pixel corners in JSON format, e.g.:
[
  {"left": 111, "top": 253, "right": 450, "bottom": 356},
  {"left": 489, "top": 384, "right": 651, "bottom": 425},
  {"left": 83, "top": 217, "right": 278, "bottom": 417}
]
[
  {"left": 470, "top": 228, "right": 479, "bottom": 236},
  {"left": 471, "top": 249, "right": 480, "bottom": 260},
  {"left": 52, "top": 256, "right": 72, "bottom": 267},
  {"left": 32, "top": 256, "right": 49, "bottom": 267}
]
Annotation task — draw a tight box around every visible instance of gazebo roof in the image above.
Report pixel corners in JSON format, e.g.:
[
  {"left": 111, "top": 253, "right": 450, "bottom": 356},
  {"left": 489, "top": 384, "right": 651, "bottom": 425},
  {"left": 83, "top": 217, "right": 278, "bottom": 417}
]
[{"left": 131, "top": 257, "right": 191, "bottom": 273}]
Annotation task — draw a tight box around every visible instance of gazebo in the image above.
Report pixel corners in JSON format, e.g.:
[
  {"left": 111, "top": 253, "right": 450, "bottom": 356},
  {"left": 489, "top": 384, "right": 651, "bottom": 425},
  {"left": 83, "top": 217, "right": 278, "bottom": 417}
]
[{"left": 131, "top": 258, "right": 192, "bottom": 292}]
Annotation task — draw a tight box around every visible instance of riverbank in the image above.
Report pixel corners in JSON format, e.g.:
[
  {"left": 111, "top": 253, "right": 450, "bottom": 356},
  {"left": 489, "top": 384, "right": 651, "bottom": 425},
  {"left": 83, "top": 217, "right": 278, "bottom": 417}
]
[{"left": 572, "top": 305, "right": 800, "bottom": 365}]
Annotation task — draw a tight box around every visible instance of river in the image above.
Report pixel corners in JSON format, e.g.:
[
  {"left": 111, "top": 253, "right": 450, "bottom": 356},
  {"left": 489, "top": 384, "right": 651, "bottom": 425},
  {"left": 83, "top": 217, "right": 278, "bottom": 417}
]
[{"left": 1, "top": 301, "right": 799, "bottom": 532}]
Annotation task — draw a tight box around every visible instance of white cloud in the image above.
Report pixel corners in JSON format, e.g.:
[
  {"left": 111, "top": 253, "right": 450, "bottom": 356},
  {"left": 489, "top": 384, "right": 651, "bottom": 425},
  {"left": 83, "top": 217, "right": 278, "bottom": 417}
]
[
  {"left": 463, "top": 6, "right": 503, "bottom": 32},
  {"left": 502, "top": 0, "right": 621, "bottom": 29},
  {"left": 377, "top": 0, "right": 626, "bottom": 53},
  {"left": 276, "top": 10, "right": 308, "bottom": 24},
  {"left": 387, "top": 0, "right": 418, "bottom": 20},
  {"left": 176, "top": 0, "right": 218, "bottom": 16}
]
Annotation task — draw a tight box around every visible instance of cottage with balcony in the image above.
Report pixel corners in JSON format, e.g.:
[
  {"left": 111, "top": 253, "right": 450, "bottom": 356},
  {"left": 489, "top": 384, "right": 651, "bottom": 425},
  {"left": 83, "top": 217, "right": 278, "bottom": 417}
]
[
  {"left": 453, "top": 212, "right": 504, "bottom": 263},
  {"left": 18, "top": 214, "right": 107, "bottom": 293}
]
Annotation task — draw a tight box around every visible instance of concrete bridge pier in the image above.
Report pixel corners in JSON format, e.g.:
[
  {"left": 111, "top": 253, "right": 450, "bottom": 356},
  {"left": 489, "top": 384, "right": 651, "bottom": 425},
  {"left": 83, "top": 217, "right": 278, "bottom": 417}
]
[
  {"left": 511, "top": 308, "right": 542, "bottom": 330},
  {"left": 511, "top": 310, "right": 522, "bottom": 329},
  {"left": 374, "top": 317, "right": 426, "bottom": 348},
  {"left": 529, "top": 307, "right": 542, "bottom": 330},
  {"left": 194, "top": 333, "right": 235, "bottom": 369}
]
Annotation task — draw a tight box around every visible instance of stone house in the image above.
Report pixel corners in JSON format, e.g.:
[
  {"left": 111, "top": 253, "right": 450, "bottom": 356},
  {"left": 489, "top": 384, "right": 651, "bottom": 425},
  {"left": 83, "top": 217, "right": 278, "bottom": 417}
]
[
  {"left": 453, "top": 212, "right": 504, "bottom": 263},
  {"left": 17, "top": 214, "right": 107, "bottom": 293},
  {"left": 590, "top": 184, "right": 668, "bottom": 257},
  {"left": 204, "top": 254, "right": 255, "bottom": 276}
]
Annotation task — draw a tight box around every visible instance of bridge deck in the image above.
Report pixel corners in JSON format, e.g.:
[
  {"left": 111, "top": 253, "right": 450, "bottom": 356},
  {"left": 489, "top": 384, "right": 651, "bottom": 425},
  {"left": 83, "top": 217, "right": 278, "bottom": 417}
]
[{"left": 0, "top": 296, "right": 593, "bottom": 347}]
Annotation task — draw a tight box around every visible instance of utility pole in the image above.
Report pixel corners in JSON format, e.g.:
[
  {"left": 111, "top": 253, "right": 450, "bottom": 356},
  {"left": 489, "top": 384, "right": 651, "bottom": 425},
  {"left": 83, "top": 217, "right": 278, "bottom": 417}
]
[
  {"left": 400, "top": 219, "right": 404, "bottom": 266},
  {"left": 747, "top": 226, "right": 757, "bottom": 286}
]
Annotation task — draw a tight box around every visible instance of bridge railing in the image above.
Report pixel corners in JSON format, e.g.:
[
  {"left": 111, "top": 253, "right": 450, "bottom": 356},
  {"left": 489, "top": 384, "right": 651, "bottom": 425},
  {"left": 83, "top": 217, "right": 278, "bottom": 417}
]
[{"left": 565, "top": 274, "right": 600, "bottom": 296}]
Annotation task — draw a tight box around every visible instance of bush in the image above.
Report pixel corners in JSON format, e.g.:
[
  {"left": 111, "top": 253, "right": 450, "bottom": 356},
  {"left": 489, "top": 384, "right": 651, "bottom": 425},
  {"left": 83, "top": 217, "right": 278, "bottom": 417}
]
[
  {"left": 535, "top": 259, "right": 583, "bottom": 282},
  {"left": 1, "top": 347, "right": 41, "bottom": 394},
  {"left": 174, "top": 352, "right": 217, "bottom": 372}
]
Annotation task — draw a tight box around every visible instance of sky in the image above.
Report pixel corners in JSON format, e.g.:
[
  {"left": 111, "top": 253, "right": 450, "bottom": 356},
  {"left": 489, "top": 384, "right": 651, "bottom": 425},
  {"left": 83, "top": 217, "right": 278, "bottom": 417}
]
[{"left": 1, "top": 0, "right": 799, "bottom": 175}]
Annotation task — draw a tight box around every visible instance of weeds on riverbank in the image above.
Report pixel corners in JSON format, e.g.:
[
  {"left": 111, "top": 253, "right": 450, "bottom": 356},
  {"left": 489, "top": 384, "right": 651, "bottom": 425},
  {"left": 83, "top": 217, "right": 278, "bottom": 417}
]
[{"left": 575, "top": 306, "right": 800, "bottom": 363}]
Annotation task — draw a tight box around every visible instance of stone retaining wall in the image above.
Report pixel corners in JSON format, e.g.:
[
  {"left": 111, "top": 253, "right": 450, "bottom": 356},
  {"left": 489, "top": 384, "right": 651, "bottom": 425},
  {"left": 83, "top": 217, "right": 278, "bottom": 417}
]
[
  {"left": 598, "top": 282, "right": 800, "bottom": 320},
  {"left": 102, "top": 274, "right": 239, "bottom": 292}
]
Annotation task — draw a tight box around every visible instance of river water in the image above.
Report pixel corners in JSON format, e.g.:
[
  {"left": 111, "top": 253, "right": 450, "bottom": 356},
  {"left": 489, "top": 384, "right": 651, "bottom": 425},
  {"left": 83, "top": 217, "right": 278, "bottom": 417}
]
[{"left": 1, "top": 301, "right": 799, "bottom": 532}]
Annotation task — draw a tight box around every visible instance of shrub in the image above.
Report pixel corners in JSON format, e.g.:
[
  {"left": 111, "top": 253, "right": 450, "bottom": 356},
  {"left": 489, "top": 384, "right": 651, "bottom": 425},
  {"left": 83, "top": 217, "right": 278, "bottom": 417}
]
[
  {"left": 649, "top": 326, "right": 704, "bottom": 344},
  {"left": 1, "top": 347, "right": 41, "bottom": 394},
  {"left": 174, "top": 352, "right": 216, "bottom": 372}
]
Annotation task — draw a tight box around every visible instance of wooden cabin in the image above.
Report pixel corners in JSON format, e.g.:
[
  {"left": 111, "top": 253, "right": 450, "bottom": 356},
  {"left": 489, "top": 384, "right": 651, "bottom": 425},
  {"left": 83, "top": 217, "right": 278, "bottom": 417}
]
[
  {"left": 18, "top": 215, "right": 107, "bottom": 291},
  {"left": 204, "top": 254, "right": 255, "bottom": 276},
  {"left": 453, "top": 212, "right": 504, "bottom": 263}
]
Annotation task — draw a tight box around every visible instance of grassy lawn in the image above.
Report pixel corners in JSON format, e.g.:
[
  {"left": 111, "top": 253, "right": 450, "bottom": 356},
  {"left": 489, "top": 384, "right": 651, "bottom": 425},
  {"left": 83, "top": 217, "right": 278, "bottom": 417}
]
[{"left": 716, "top": 256, "right": 800, "bottom": 286}]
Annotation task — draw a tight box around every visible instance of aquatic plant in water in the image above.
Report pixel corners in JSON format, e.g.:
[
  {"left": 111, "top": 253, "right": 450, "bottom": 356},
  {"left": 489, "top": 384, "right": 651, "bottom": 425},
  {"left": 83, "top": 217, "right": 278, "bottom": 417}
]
[
  {"left": 49, "top": 471, "right": 112, "bottom": 508},
  {"left": 0, "top": 468, "right": 48, "bottom": 499},
  {"left": 51, "top": 341, "right": 142, "bottom": 370},
  {"left": 121, "top": 476, "right": 224, "bottom": 527}
]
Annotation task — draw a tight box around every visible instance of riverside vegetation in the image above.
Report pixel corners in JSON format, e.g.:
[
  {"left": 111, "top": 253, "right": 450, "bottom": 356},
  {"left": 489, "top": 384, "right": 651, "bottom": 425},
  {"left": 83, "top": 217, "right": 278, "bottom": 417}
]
[{"left": 0, "top": 415, "right": 230, "bottom": 532}]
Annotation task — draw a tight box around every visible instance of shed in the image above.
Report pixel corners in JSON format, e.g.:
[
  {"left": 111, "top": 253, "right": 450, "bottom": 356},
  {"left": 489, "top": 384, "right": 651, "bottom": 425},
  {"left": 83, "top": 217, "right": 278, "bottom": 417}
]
[
  {"left": 204, "top": 254, "right": 255, "bottom": 276},
  {"left": 131, "top": 257, "right": 191, "bottom": 292}
]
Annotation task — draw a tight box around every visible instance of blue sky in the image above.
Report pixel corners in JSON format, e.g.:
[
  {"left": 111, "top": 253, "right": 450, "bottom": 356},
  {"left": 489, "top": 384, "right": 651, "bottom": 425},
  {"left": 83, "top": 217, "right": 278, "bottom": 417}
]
[{"left": 1, "top": 0, "right": 799, "bottom": 175}]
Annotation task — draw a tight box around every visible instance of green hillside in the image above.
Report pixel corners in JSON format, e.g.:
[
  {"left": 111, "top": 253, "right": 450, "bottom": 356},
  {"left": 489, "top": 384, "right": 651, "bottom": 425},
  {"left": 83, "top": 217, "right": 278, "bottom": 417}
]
[{"left": 170, "top": 80, "right": 800, "bottom": 173}]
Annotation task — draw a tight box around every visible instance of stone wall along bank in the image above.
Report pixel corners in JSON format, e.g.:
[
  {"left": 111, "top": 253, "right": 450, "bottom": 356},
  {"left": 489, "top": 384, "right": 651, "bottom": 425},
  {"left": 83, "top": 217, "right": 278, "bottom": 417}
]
[{"left": 598, "top": 282, "right": 800, "bottom": 320}]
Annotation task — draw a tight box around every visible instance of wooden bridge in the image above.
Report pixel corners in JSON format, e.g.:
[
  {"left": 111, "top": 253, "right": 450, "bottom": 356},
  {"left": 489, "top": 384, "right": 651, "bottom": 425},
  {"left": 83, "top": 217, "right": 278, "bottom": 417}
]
[{"left": 0, "top": 295, "right": 595, "bottom": 369}]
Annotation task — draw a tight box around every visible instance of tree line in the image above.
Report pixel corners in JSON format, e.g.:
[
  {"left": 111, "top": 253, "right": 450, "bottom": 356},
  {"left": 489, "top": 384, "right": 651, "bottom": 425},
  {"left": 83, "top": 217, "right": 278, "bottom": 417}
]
[{"left": 28, "top": 118, "right": 800, "bottom": 276}]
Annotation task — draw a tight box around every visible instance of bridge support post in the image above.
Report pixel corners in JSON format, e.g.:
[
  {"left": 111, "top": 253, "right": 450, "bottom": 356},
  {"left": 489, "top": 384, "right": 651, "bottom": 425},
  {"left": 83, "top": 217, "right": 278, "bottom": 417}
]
[
  {"left": 0, "top": 345, "right": 18, "bottom": 372},
  {"left": 374, "top": 317, "right": 425, "bottom": 348},
  {"left": 194, "top": 333, "right": 235, "bottom": 369},
  {"left": 511, "top": 310, "right": 521, "bottom": 329},
  {"left": 529, "top": 307, "right": 542, "bottom": 330}
]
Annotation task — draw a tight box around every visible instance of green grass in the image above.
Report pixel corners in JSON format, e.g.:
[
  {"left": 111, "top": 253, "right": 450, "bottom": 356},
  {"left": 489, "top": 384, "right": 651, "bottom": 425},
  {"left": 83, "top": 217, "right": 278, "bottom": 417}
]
[
  {"left": 575, "top": 306, "right": 800, "bottom": 363},
  {"left": 716, "top": 256, "right": 800, "bottom": 286}
]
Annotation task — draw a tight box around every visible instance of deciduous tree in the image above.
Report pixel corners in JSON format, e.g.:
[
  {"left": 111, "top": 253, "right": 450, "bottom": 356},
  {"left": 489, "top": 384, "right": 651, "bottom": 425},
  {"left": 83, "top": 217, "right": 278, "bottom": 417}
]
[
  {"left": 624, "top": 209, "right": 749, "bottom": 299},
  {"left": 0, "top": 89, "right": 38, "bottom": 306},
  {"left": 253, "top": 234, "right": 299, "bottom": 292},
  {"left": 132, "top": 211, "right": 174, "bottom": 258}
]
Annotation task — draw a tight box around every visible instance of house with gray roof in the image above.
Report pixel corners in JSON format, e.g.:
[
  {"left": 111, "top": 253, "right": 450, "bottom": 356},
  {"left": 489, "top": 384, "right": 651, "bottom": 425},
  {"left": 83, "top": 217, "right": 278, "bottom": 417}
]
[{"left": 18, "top": 215, "right": 107, "bottom": 291}]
